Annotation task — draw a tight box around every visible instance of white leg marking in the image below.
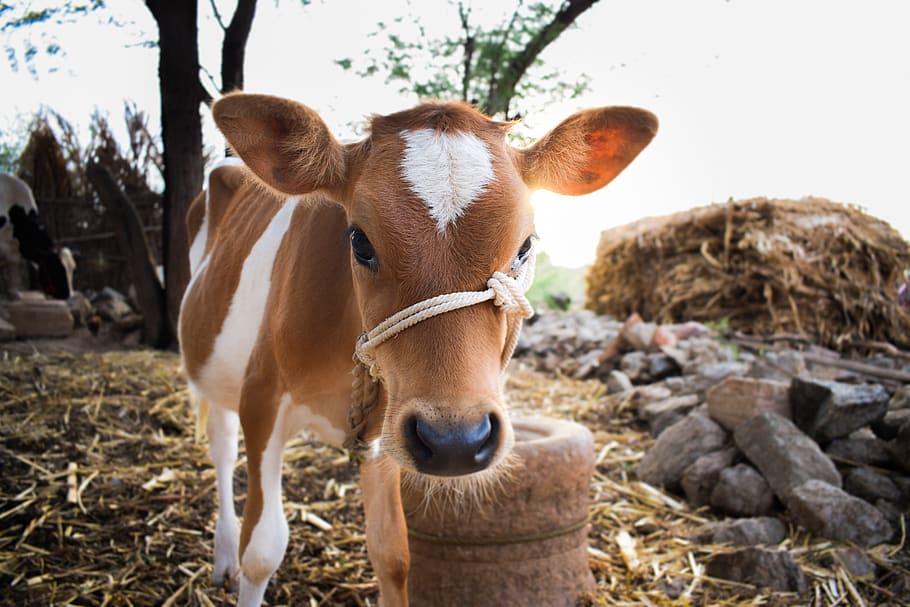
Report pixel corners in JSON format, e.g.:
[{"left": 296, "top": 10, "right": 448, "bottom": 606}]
[
  {"left": 207, "top": 401, "right": 241, "bottom": 586},
  {"left": 198, "top": 197, "right": 300, "bottom": 408},
  {"left": 237, "top": 394, "right": 313, "bottom": 605},
  {"left": 400, "top": 128, "right": 495, "bottom": 232}
]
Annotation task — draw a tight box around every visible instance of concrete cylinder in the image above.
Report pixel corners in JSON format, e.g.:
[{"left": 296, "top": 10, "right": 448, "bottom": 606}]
[{"left": 402, "top": 416, "right": 596, "bottom": 607}]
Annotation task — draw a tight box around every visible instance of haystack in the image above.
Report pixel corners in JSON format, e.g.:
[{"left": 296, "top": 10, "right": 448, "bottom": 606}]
[{"left": 586, "top": 197, "right": 910, "bottom": 350}]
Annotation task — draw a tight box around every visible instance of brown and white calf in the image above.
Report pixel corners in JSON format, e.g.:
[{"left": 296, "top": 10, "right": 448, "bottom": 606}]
[{"left": 178, "top": 93, "right": 656, "bottom": 605}]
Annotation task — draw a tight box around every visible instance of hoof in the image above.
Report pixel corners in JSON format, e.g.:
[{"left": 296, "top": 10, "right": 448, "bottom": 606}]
[{"left": 213, "top": 559, "right": 240, "bottom": 591}]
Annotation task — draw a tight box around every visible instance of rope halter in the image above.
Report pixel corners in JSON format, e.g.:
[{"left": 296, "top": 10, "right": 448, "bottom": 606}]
[{"left": 344, "top": 239, "right": 537, "bottom": 451}]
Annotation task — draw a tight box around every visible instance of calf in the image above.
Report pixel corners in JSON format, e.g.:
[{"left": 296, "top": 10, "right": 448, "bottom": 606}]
[
  {"left": 0, "top": 173, "right": 73, "bottom": 299},
  {"left": 179, "top": 94, "right": 657, "bottom": 605}
]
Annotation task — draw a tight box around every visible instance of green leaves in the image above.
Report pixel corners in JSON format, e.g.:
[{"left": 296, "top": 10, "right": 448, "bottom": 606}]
[{"left": 336, "top": 1, "right": 598, "bottom": 121}]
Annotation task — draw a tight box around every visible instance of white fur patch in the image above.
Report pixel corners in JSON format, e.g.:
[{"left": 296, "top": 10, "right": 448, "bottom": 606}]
[
  {"left": 197, "top": 196, "right": 299, "bottom": 408},
  {"left": 400, "top": 129, "right": 495, "bottom": 232}
]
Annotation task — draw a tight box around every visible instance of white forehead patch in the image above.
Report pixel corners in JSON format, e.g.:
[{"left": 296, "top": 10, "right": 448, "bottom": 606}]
[{"left": 400, "top": 128, "right": 495, "bottom": 232}]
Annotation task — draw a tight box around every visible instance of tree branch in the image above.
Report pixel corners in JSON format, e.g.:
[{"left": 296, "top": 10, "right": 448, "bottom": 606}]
[
  {"left": 484, "top": 0, "right": 599, "bottom": 117},
  {"left": 208, "top": 0, "right": 228, "bottom": 31}
]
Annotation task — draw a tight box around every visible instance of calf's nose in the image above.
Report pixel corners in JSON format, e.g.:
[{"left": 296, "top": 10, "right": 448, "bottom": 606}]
[{"left": 403, "top": 413, "right": 501, "bottom": 476}]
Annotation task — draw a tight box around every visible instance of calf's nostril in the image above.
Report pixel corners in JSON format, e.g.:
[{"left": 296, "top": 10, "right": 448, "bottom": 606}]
[
  {"left": 474, "top": 413, "right": 499, "bottom": 467},
  {"left": 402, "top": 412, "right": 502, "bottom": 476},
  {"left": 403, "top": 415, "right": 434, "bottom": 467}
]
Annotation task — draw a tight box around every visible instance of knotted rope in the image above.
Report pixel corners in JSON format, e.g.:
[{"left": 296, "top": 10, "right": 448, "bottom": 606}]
[{"left": 344, "top": 240, "right": 537, "bottom": 451}]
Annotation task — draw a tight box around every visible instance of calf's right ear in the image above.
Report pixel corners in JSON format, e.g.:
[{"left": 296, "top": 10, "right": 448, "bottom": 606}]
[{"left": 212, "top": 93, "right": 346, "bottom": 196}]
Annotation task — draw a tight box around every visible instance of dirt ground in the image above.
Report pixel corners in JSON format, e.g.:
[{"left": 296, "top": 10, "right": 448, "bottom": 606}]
[{"left": 1, "top": 340, "right": 908, "bottom": 606}]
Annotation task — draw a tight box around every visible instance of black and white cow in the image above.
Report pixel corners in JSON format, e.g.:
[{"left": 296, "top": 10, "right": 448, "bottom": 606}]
[{"left": 0, "top": 173, "right": 74, "bottom": 299}]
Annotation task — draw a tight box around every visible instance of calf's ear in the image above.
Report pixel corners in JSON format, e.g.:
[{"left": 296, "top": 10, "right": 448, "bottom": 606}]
[
  {"left": 518, "top": 107, "right": 658, "bottom": 196},
  {"left": 212, "top": 93, "right": 346, "bottom": 196}
]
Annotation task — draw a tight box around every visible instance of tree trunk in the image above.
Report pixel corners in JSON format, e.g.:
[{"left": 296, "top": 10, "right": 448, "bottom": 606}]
[
  {"left": 221, "top": 0, "right": 258, "bottom": 94},
  {"left": 87, "top": 162, "right": 171, "bottom": 348},
  {"left": 145, "top": 0, "right": 205, "bottom": 347}
]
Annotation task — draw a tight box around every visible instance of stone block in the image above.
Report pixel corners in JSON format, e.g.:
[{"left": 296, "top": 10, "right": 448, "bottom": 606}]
[
  {"left": 637, "top": 411, "right": 728, "bottom": 491},
  {"left": 5, "top": 299, "right": 74, "bottom": 338},
  {"left": 788, "top": 480, "right": 893, "bottom": 547},
  {"left": 707, "top": 376, "right": 791, "bottom": 431},
  {"left": 734, "top": 413, "right": 841, "bottom": 503}
]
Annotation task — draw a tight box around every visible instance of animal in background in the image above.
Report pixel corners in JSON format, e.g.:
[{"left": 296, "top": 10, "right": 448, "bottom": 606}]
[{"left": 0, "top": 173, "right": 73, "bottom": 299}]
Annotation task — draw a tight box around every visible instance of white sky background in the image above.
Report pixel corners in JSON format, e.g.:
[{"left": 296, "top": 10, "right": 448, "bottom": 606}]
[{"left": 2, "top": 0, "right": 908, "bottom": 267}]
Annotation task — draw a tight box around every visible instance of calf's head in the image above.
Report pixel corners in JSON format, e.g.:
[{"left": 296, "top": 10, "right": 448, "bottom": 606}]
[{"left": 213, "top": 94, "right": 656, "bottom": 482}]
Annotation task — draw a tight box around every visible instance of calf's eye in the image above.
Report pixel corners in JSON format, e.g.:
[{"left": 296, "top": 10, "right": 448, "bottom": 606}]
[
  {"left": 349, "top": 227, "right": 379, "bottom": 272},
  {"left": 517, "top": 236, "right": 533, "bottom": 264}
]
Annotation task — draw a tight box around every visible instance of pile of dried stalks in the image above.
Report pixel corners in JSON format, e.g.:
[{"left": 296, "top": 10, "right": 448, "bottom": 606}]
[
  {"left": 1, "top": 349, "right": 907, "bottom": 606},
  {"left": 586, "top": 198, "right": 910, "bottom": 350}
]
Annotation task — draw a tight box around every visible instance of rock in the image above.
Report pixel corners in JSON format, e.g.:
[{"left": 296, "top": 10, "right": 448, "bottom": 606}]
[
  {"left": 633, "top": 384, "right": 674, "bottom": 406},
  {"left": 872, "top": 409, "right": 910, "bottom": 440},
  {"left": 570, "top": 349, "right": 602, "bottom": 380},
  {"left": 888, "top": 419, "right": 910, "bottom": 473},
  {"left": 647, "top": 352, "right": 679, "bottom": 381},
  {"left": 0, "top": 316, "right": 15, "bottom": 341},
  {"left": 606, "top": 370, "right": 633, "bottom": 394},
  {"left": 825, "top": 434, "right": 892, "bottom": 466},
  {"left": 710, "top": 464, "right": 776, "bottom": 517},
  {"left": 875, "top": 499, "right": 902, "bottom": 527},
  {"left": 666, "top": 321, "right": 713, "bottom": 341},
  {"left": 705, "top": 547, "right": 807, "bottom": 593},
  {"left": 734, "top": 413, "right": 841, "bottom": 503},
  {"left": 637, "top": 411, "right": 728, "bottom": 491},
  {"left": 706, "top": 377, "right": 791, "bottom": 431},
  {"left": 833, "top": 547, "right": 876, "bottom": 579},
  {"left": 748, "top": 350, "right": 809, "bottom": 382},
  {"left": 4, "top": 299, "right": 74, "bottom": 338},
  {"left": 688, "top": 361, "right": 751, "bottom": 395},
  {"left": 890, "top": 385, "right": 910, "bottom": 410},
  {"left": 787, "top": 480, "right": 894, "bottom": 547},
  {"left": 681, "top": 447, "right": 739, "bottom": 506},
  {"left": 650, "top": 325, "right": 678, "bottom": 351},
  {"left": 893, "top": 475, "right": 910, "bottom": 505},
  {"left": 789, "top": 378, "right": 889, "bottom": 443},
  {"left": 843, "top": 467, "right": 901, "bottom": 502},
  {"left": 620, "top": 351, "right": 648, "bottom": 383},
  {"left": 681, "top": 337, "right": 737, "bottom": 369},
  {"left": 691, "top": 517, "right": 787, "bottom": 546},
  {"left": 639, "top": 394, "right": 701, "bottom": 437},
  {"left": 659, "top": 345, "right": 688, "bottom": 369},
  {"left": 621, "top": 315, "right": 654, "bottom": 351}
]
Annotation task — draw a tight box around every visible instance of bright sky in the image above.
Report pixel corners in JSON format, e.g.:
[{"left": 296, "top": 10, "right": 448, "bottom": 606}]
[{"left": 3, "top": 0, "right": 909, "bottom": 267}]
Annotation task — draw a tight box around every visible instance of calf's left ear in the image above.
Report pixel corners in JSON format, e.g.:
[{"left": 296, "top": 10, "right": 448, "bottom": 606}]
[
  {"left": 518, "top": 106, "right": 658, "bottom": 196},
  {"left": 212, "top": 93, "right": 346, "bottom": 196}
]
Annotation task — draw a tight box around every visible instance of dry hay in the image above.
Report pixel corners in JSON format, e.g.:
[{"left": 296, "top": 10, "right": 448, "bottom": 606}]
[
  {"left": 586, "top": 198, "right": 910, "bottom": 351},
  {"left": 1, "top": 348, "right": 908, "bottom": 606}
]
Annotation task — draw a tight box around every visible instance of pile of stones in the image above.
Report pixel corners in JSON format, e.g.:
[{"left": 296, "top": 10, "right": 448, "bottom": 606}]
[{"left": 516, "top": 310, "right": 910, "bottom": 592}]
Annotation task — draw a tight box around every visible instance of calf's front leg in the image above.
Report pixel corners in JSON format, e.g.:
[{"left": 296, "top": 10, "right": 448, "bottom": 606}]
[
  {"left": 361, "top": 455, "right": 410, "bottom": 607},
  {"left": 236, "top": 383, "right": 290, "bottom": 606},
  {"left": 206, "top": 400, "right": 241, "bottom": 587}
]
